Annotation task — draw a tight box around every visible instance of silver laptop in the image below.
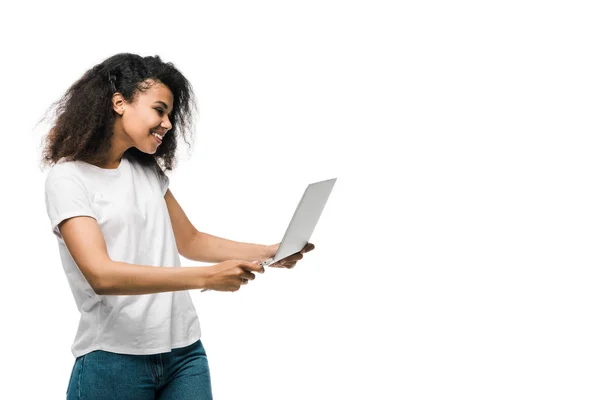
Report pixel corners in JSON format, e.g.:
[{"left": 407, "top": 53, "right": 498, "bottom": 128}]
[
  {"left": 260, "top": 177, "right": 337, "bottom": 267},
  {"left": 202, "top": 178, "right": 336, "bottom": 291}
]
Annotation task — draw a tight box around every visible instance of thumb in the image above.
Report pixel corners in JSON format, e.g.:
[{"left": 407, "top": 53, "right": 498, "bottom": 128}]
[{"left": 250, "top": 259, "right": 265, "bottom": 273}]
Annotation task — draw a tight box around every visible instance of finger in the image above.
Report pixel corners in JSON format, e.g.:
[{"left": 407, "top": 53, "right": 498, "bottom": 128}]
[
  {"left": 302, "top": 243, "right": 315, "bottom": 254},
  {"left": 285, "top": 261, "right": 297, "bottom": 269},
  {"left": 272, "top": 260, "right": 295, "bottom": 269},
  {"left": 239, "top": 260, "right": 265, "bottom": 273},
  {"left": 241, "top": 271, "right": 256, "bottom": 281}
]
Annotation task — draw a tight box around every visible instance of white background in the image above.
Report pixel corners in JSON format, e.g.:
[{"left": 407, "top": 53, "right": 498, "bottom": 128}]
[{"left": 2, "top": 0, "right": 600, "bottom": 399}]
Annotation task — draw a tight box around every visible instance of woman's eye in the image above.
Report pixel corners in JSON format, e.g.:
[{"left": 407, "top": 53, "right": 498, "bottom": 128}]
[{"left": 155, "top": 108, "right": 164, "bottom": 115}]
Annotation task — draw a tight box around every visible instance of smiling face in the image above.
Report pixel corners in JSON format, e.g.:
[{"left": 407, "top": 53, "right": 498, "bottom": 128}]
[{"left": 112, "top": 79, "right": 174, "bottom": 155}]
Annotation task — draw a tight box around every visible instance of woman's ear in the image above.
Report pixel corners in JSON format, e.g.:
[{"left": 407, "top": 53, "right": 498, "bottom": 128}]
[{"left": 112, "top": 93, "right": 126, "bottom": 115}]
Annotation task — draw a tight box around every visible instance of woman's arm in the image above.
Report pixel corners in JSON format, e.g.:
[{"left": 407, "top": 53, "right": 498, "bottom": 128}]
[
  {"left": 59, "top": 216, "right": 263, "bottom": 295},
  {"left": 164, "top": 189, "right": 271, "bottom": 263},
  {"left": 183, "top": 231, "right": 269, "bottom": 263}
]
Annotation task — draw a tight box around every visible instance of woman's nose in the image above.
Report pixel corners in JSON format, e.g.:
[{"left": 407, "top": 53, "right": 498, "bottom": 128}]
[{"left": 162, "top": 116, "right": 172, "bottom": 130}]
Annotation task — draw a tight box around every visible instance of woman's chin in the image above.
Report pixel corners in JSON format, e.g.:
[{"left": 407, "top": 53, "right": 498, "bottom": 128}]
[{"left": 134, "top": 145, "right": 158, "bottom": 155}]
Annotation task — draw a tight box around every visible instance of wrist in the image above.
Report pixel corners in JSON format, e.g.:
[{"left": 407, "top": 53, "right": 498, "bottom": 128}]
[
  {"left": 259, "top": 244, "right": 271, "bottom": 260},
  {"left": 196, "top": 265, "right": 214, "bottom": 290},
  {"left": 263, "top": 243, "right": 278, "bottom": 260},
  {"left": 259, "top": 245, "right": 275, "bottom": 261}
]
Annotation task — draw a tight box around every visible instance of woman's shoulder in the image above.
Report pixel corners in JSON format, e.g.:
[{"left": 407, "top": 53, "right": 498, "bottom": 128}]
[
  {"left": 48, "top": 157, "right": 86, "bottom": 175},
  {"left": 45, "top": 158, "right": 92, "bottom": 188}
]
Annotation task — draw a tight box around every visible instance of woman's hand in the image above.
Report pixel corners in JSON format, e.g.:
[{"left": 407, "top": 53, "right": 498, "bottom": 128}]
[
  {"left": 204, "top": 260, "right": 265, "bottom": 292},
  {"left": 264, "top": 242, "right": 315, "bottom": 269}
]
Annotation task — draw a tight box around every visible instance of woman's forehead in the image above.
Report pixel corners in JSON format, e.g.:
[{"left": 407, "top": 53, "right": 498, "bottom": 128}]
[{"left": 140, "top": 83, "right": 173, "bottom": 106}]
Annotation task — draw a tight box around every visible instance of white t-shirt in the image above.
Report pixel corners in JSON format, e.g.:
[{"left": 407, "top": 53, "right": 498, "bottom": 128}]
[{"left": 44, "top": 155, "right": 201, "bottom": 358}]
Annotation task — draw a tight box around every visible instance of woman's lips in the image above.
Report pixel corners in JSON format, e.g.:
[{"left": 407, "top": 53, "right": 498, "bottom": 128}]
[{"left": 151, "top": 132, "right": 163, "bottom": 144}]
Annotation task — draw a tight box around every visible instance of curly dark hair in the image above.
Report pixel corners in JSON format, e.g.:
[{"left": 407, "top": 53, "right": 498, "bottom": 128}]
[{"left": 40, "top": 53, "right": 197, "bottom": 176}]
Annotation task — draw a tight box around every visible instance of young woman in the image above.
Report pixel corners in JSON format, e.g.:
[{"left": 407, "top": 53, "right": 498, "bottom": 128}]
[{"left": 41, "top": 53, "right": 314, "bottom": 400}]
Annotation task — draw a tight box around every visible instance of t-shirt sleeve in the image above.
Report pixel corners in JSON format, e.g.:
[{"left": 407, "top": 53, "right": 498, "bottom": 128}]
[
  {"left": 45, "top": 170, "right": 96, "bottom": 240},
  {"left": 157, "top": 170, "right": 170, "bottom": 196}
]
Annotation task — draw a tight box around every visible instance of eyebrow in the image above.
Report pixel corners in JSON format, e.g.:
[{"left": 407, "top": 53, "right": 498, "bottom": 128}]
[{"left": 154, "top": 101, "right": 173, "bottom": 114}]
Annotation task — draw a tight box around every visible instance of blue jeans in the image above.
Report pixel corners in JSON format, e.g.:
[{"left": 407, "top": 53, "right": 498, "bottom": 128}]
[{"left": 66, "top": 339, "right": 212, "bottom": 399}]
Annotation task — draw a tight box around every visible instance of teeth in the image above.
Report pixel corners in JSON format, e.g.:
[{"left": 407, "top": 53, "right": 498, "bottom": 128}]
[{"left": 152, "top": 132, "right": 163, "bottom": 140}]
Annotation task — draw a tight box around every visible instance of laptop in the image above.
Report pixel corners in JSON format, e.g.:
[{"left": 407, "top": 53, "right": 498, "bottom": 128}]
[
  {"left": 260, "top": 177, "right": 337, "bottom": 267},
  {"left": 201, "top": 178, "right": 336, "bottom": 292}
]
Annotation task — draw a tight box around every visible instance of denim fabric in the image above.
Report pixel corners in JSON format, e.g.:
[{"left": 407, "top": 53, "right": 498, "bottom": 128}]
[{"left": 66, "top": 339, "right": 212, "bottom": 399}]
